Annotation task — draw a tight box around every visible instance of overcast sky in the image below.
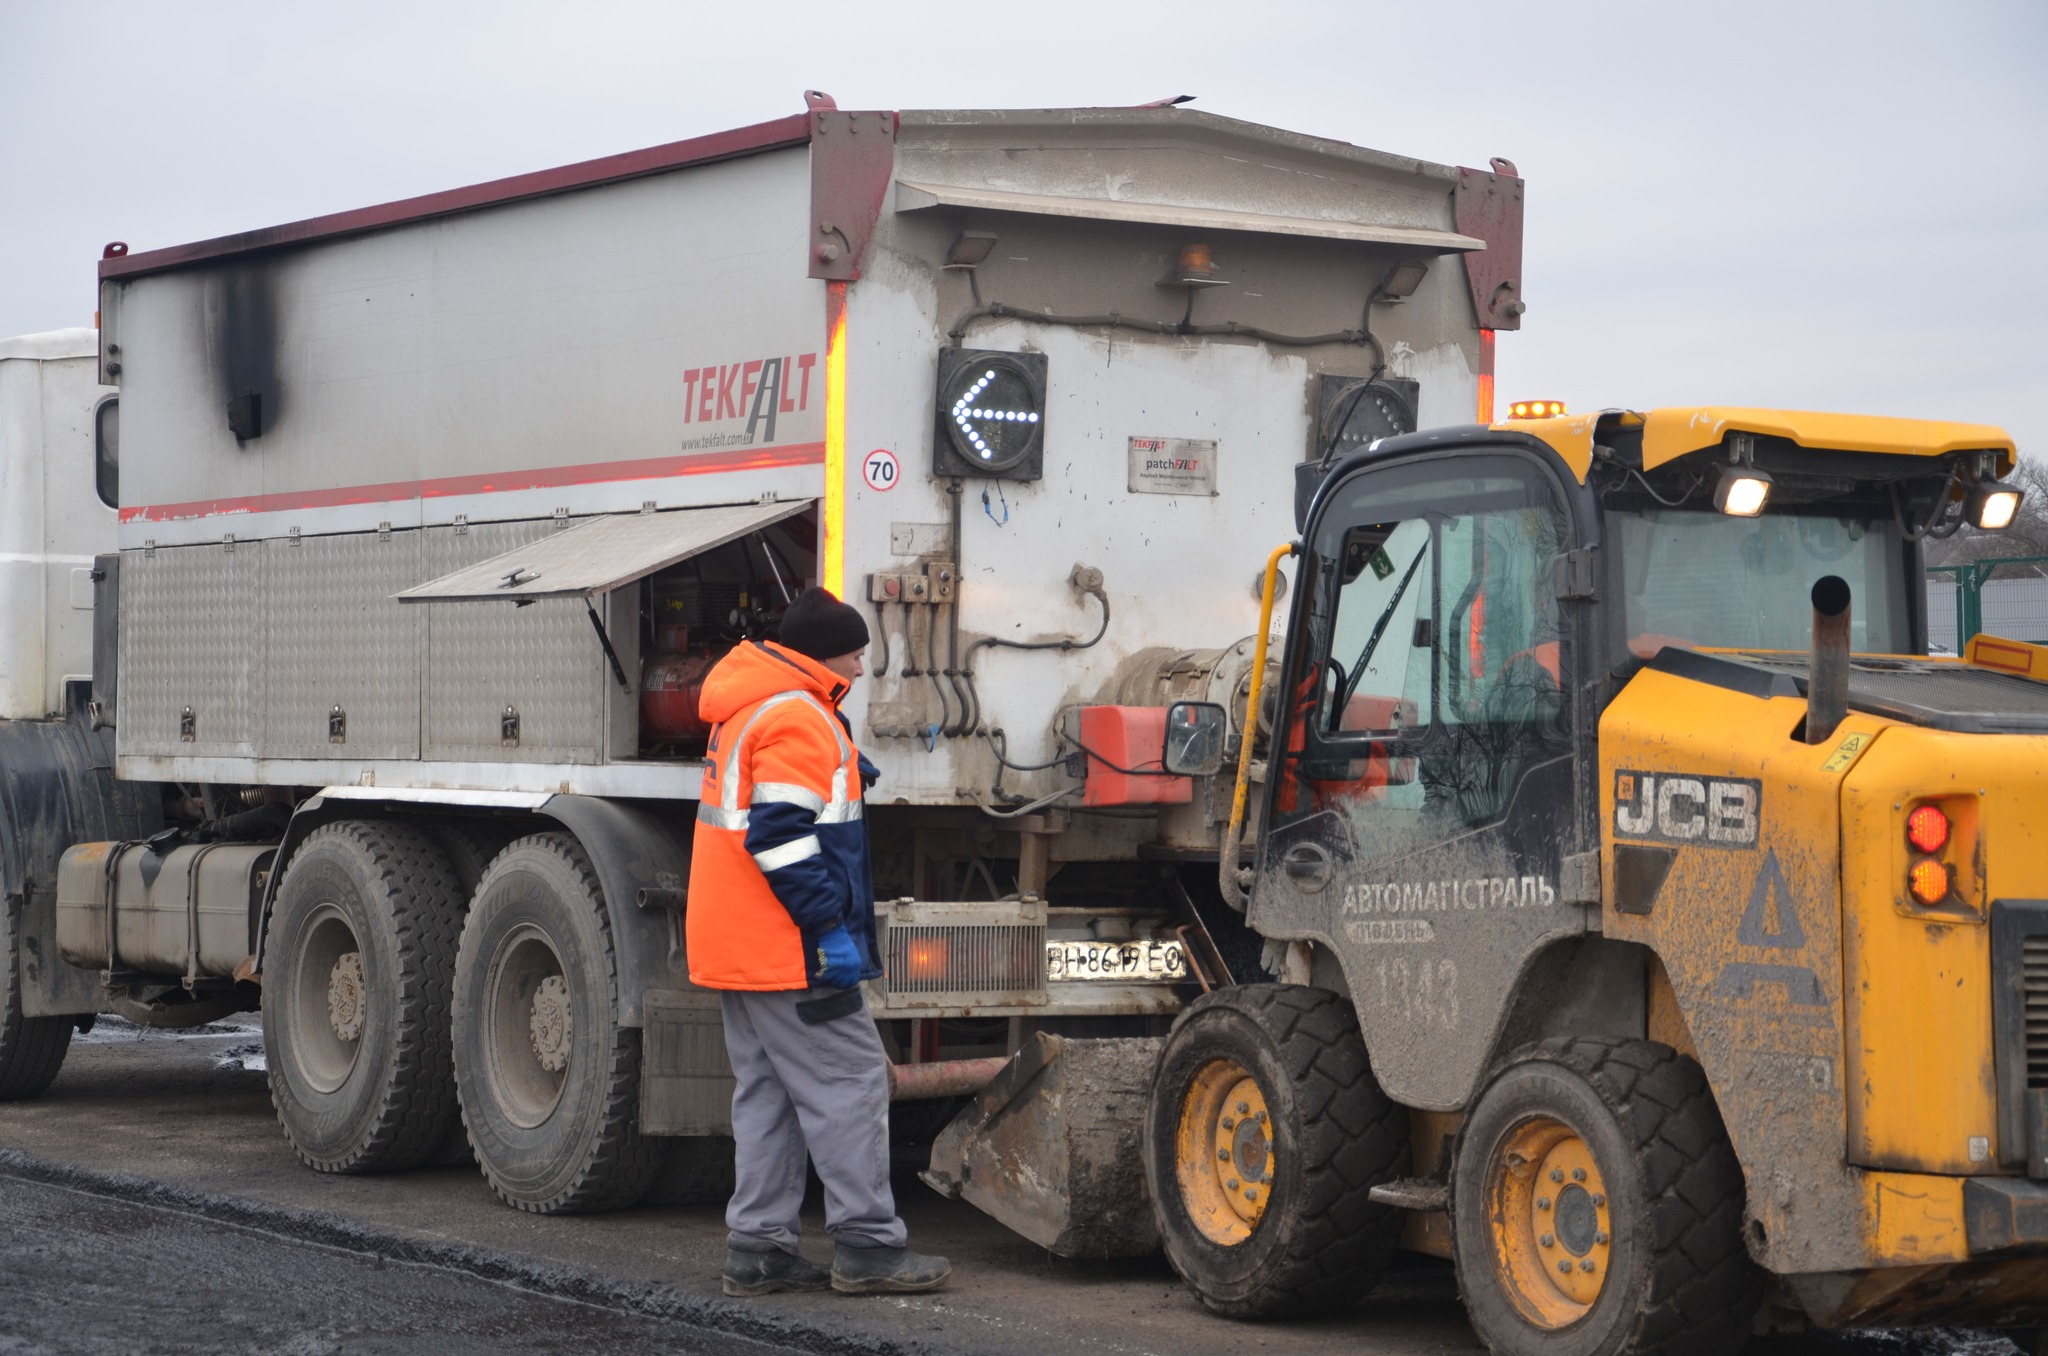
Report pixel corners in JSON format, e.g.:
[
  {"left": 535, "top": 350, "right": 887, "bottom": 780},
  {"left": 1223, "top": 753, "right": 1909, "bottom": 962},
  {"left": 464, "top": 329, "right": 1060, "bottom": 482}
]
[{"left": 5, "top": 1, "right": 2042, "bottom": 455}]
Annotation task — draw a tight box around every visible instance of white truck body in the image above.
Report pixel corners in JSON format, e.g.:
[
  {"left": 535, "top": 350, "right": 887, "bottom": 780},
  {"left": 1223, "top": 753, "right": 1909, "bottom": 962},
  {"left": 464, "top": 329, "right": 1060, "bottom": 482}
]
[
  {"left": 94, "top": 106, "right": 1521, "bottom": 819},
  {"left": 0, "top": 329, "right": 115, "bottom": 721}
]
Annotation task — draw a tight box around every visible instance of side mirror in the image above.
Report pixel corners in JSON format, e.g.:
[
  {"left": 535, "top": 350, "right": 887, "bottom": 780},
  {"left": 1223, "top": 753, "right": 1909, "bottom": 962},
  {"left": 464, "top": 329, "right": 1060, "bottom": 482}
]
[{"left": 1162, "top": 701, "right": 1228, "bottom": 777}]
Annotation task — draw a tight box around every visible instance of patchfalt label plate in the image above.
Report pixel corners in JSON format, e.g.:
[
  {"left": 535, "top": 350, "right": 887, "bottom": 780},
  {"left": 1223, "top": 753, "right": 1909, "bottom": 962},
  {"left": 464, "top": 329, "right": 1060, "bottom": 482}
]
[
  {"left": 1128, "top": 437, "right": 1218, "bottom": 496},
  {"left": 1613, "top": 770, "right": 1761, "bottom": 848}
]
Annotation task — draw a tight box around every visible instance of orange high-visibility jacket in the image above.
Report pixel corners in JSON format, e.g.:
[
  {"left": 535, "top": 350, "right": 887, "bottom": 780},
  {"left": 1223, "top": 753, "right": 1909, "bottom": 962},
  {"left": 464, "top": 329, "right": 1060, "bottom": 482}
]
[{"left": 686, "top": 641, "right": 880, "bottom": 991}]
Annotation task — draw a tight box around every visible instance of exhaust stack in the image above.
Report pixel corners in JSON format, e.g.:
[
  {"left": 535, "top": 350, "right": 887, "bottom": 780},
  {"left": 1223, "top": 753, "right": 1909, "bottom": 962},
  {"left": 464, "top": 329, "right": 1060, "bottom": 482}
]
[{"left": 1804, "top": 575, "right": 1852, "bottom": 744}]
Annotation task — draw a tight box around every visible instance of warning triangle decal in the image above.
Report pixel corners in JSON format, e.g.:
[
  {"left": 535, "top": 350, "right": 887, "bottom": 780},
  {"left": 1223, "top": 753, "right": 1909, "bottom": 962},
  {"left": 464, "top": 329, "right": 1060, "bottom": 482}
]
[{"left": 1736, "top": 849, "right": 1806, "bottom": 951}]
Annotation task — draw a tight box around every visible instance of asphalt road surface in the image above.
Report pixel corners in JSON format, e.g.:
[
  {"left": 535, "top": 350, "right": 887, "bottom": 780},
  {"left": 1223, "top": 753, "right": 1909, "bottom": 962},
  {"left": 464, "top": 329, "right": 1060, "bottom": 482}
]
[
  {"left": 0, "top": 1016, "right": 2029, "bottom": 1356},
  {"left": 0, "top": 1172, "right": 800, "bottom": 1356}
]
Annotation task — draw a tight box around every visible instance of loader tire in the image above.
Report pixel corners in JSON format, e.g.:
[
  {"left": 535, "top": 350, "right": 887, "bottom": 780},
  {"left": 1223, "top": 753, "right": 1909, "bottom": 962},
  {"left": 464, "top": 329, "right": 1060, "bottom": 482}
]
[
  {"left": 1451, "top": 1037, "right": 1762, "bottom": 1356},
  {"left": 1144, "top": 983, "right": 1408, "bottom": 1318},
  {"left": 0, "top": 893, "right": 71, "bottom": 1100},
  {"left": 263, "top": 820, "right": 466, "bottom": 1173},
  {"left": 452, "top": 832, "right": 664, "bottom": 1214}
]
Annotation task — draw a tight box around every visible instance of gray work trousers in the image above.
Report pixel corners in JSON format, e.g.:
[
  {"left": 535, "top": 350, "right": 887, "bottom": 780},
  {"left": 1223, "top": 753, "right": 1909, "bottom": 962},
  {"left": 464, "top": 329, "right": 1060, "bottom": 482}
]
[{"left": 719, "top": 987, "right": 906, "bottom": 1253}]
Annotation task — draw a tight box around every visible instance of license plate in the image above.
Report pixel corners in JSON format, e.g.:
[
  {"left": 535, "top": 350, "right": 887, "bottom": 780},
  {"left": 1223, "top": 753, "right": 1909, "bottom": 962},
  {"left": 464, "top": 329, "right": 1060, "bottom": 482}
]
[{"left": 1046, "top": 939, "right": 1187, "bottom": 982}]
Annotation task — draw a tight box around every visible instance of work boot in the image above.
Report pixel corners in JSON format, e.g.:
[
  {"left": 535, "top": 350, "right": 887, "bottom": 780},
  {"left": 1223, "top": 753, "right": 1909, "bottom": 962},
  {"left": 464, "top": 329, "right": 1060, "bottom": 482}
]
[
  {"left": 830, "top": 1239, "right": 952, "bottom": 1294},
  {"left": 723, "top": 1240, "right": 831, "bottom": 1297}
]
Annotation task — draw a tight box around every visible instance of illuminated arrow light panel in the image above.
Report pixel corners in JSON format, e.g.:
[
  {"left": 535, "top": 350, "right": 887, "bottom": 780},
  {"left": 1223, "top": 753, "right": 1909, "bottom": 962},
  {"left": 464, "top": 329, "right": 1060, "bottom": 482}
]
[{"left": 933, "top": 348, "right": 1048, "bottom": 482}]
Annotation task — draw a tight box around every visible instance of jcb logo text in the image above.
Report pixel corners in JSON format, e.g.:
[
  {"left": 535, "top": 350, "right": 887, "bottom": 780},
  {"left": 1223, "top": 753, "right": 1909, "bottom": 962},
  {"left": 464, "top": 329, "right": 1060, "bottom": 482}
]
[{"left": 1613, "top": 771, "right": 1760, "bottom": 849}]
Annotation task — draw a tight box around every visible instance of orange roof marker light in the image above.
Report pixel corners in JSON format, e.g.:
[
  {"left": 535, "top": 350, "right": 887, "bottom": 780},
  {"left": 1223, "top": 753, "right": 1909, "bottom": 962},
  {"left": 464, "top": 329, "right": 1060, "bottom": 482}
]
[{"left": 1507, "top": 399, "right": 1566, "bottom": 419}]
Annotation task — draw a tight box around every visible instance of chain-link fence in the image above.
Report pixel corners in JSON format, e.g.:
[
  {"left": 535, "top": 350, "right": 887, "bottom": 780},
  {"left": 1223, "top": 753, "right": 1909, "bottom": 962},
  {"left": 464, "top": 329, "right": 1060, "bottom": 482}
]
[{"left": 1926, "top": 556, "right": 2048, "bottom": 655}]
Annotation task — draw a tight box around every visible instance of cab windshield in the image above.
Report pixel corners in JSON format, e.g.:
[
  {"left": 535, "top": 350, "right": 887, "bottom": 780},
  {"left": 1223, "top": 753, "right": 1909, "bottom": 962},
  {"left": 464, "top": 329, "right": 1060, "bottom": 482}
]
[{"left": 1611, "top": 507, "right": 1912, "bottom": 654}]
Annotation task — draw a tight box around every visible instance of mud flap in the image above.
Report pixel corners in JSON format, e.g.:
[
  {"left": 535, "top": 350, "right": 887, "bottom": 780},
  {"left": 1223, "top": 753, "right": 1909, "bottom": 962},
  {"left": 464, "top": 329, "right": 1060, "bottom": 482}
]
[{"left": 921, "top": 1032, "right": 1163, "bottom": 1258}]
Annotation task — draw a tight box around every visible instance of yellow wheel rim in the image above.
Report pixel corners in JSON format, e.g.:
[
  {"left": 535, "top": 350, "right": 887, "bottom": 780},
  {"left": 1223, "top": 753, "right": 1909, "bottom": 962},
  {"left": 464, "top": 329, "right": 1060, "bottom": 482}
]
[
  {"left": 1174, "top": 1058, "right": 1274, "bottom": 1245},
  {"left": 1484, "top": 1116, "right": 1614, "bottom": 1328}
]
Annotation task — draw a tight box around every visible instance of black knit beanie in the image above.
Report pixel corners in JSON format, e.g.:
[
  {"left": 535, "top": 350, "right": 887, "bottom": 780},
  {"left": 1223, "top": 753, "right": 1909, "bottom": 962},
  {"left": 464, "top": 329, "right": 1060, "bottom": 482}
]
[{"left": 776, "top": 588, "right": 870, "bottom": 661}]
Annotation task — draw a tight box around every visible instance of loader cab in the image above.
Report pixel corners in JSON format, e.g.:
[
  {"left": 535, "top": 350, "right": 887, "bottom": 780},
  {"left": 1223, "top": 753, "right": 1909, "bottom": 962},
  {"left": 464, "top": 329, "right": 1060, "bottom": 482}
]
[
  {"left": 1250, "top": 434, "right": 1604, "bottom": 1104},
  {"left": 1270, "top": 443, "right": 1589, "bottom": 861}
]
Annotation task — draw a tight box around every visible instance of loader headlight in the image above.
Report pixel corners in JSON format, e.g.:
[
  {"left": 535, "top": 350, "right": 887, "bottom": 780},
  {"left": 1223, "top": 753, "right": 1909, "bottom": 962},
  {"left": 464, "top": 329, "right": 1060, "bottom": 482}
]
[
  {"left": 1966, "top": 481, "right": 2023, "bottom": 532},
  {"left": 1712, "top": 467, "right": 1774, "bottom": 518}
]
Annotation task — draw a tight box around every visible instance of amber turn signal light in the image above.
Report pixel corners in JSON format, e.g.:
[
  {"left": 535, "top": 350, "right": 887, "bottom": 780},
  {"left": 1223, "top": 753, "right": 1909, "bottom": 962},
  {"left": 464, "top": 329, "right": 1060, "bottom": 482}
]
[
  {"left": 901, "top": 937, "right": 952, "bottom": 982},
  {"left": 1908, "top": 858, "right": 1951, "bottom": 906},
  {"left": 1905, "top": 804, "right": 1950, "bottom": 854}
]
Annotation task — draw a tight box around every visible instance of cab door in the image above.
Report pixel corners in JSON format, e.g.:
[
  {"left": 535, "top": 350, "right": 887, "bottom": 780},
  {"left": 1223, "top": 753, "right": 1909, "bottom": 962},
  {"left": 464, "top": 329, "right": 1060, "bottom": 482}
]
[{"left": 1250, "top": 449, "right": 1593, "bottom": 1109}]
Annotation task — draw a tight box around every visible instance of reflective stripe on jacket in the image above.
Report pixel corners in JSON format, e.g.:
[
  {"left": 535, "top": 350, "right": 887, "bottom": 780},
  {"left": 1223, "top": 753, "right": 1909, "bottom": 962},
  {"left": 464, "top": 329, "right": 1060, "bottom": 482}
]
[{"left": 686, "top": 641, "right": 881, "bottom": 991}]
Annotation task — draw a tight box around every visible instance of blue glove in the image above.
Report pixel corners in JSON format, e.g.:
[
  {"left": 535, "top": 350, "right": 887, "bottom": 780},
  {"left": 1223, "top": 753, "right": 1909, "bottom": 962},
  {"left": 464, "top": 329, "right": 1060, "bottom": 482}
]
[{"left": 814, "top": 926, "right": 863, "bottom": 988}]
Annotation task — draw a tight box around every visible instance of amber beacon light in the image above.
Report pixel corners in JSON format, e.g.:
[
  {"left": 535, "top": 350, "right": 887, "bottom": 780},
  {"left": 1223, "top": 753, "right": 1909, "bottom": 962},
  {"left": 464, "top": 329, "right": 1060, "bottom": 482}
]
[{"left": 1508, "top": 399, "right": 1566, "bottom": 419}]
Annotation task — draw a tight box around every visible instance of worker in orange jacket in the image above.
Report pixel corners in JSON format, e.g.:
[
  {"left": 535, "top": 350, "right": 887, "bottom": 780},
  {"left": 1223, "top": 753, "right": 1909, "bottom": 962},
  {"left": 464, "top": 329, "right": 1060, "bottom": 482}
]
[{"left": 688, "top": 587, "right": 951, "bottom": 1298}]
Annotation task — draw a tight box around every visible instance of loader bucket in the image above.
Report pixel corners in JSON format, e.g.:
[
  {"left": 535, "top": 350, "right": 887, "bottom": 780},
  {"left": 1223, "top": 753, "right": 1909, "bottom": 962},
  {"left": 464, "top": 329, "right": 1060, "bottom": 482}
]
[{"left": 921, "top": 1032, "right": 1164, "bottom": 1258}]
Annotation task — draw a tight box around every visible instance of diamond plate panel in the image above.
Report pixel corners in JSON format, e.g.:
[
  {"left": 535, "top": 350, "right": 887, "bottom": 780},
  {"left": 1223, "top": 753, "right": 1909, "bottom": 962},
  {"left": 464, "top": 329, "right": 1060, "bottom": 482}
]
[
  {"left": 261, "top": 532, "right": 424, "bottom": 759},
  {"left": 118, "top": 541, "right": 263, "bottom": 758},
  {"left": 424, "top": 521, "right": 607, "bottom": 764}
]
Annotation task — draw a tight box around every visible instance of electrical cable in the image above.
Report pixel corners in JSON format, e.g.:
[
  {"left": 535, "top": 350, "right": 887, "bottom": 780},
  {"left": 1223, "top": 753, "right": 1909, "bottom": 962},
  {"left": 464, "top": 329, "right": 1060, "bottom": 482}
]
[
  {"left": 1624, "top": 465, "right": 1702, "bottom": 509},
  {"left": 925, "top": 601, "right": 952, "bottom": 731},
  {"left": 1892, "top": 473, "right": 1960, "bottom": 542},
  {"left": 944, "top": 597, "right": 973, "bottom": 737},
  {"left": 943, "top": 478, "right": 974, "bottom": 736},
  {"left": 947, "top": 301, "right": 1370, "bottom": 350},
  {"left": 972, "top": 785, "right": 1081, "bottom": 819},
  {"left": 870, "top": 598, "right": 892, "bottom": 679},
  {"left": 962, "top": 589, "right": 1111, "bottom": 733},
  {"left": 985, "top": 727, "right": 1070, "bottom": 773},
  {"left": 1067, "top": 737, "right": 1180, "bottom": 778}
]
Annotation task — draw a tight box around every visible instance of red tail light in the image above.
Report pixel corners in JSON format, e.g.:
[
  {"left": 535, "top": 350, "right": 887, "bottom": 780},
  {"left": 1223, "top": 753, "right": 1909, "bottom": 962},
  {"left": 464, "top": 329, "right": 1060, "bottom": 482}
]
[{"left": 1906, "top": 804, "right": 1950, "bottom": 854}]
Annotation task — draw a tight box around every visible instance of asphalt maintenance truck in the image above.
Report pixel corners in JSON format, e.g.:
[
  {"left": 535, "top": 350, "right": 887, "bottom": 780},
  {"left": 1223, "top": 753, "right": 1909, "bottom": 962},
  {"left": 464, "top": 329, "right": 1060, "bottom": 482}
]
[
  {"left": 0, "top": 98, "right": 1519, "bottom": 1198},
  {"left": 5, "top": 95, "right": 2047, "bottom": 1355}
]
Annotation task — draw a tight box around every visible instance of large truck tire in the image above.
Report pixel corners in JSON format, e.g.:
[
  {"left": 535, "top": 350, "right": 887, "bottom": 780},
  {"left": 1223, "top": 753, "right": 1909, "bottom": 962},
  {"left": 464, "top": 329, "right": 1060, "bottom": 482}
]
[
  {"left": 435, "top": 820, "right": 521, "bottom": 903},
  {"left": 452, "top": 831, "right": 664, "bottom": 1214},
  {"left": 1144, "top": 983, "right": 1408, "bottom": 1317},
  {"left": 1450, "top": 1037, "right": 1762, "bottom": 1356},
  {"left": 0, "top": 894, "right": 72, "bottom": 1099},
  {"left": 263, "top": 820, "right": 466, "bottom": 1173}
]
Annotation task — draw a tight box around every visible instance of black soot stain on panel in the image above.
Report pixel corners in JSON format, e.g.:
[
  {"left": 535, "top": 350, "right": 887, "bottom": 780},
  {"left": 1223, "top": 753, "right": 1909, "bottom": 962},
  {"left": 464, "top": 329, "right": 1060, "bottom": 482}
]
[{"left": 212, "top": 264, "right": 280, "bottom": 442}]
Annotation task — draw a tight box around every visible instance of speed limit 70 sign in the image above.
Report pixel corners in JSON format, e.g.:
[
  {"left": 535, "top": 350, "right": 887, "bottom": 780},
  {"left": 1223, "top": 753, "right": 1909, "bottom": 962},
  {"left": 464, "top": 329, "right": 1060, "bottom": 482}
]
[{"left": 862, "top": 449, "right": 900, "bottom": 491}]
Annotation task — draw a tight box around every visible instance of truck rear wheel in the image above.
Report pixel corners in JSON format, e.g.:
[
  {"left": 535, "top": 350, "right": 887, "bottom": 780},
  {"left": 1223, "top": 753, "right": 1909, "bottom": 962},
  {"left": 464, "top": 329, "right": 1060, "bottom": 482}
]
[
  {"left": 0, "top": 895, "right": 72, "bottom": 1099},
  {"left": 452, "top": 831, "right": 663, "bottom": 1214},
  {"left": 435, "top": 821, "right": 520, "bottom": 903},
  {"left": 1451, "top": 1038, "right": 1762, "bottom": 1356},
  {"left": 1144, "top": 983, "right": 1408, "bottom": 1317},
  {"left": 263, "top": 820, "right": 465, "bottom": 1173}
]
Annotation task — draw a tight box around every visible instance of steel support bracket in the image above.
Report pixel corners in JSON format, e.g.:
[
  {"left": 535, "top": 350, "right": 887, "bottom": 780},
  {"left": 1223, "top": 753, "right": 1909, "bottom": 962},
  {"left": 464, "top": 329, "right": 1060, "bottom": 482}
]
[{"left": 809, "top": 110, "right": 898, "bottom": 281}]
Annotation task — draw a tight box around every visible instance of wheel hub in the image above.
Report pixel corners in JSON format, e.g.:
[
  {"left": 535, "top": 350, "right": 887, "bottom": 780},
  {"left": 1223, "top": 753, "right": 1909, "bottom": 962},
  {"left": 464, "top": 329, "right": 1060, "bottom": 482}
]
[
  {"left": 1175, "top": 1060, "right": 1275, "bottom": 1245},
  {"left": 529, "top": 974, "right": 572, "bottom": 1073},
  {"left": 327, "top": 951, "right": 365, "bottom": 1043},
  {"left": 1489, "top": 1116, "right": 1613, "bottom": 1327}
]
